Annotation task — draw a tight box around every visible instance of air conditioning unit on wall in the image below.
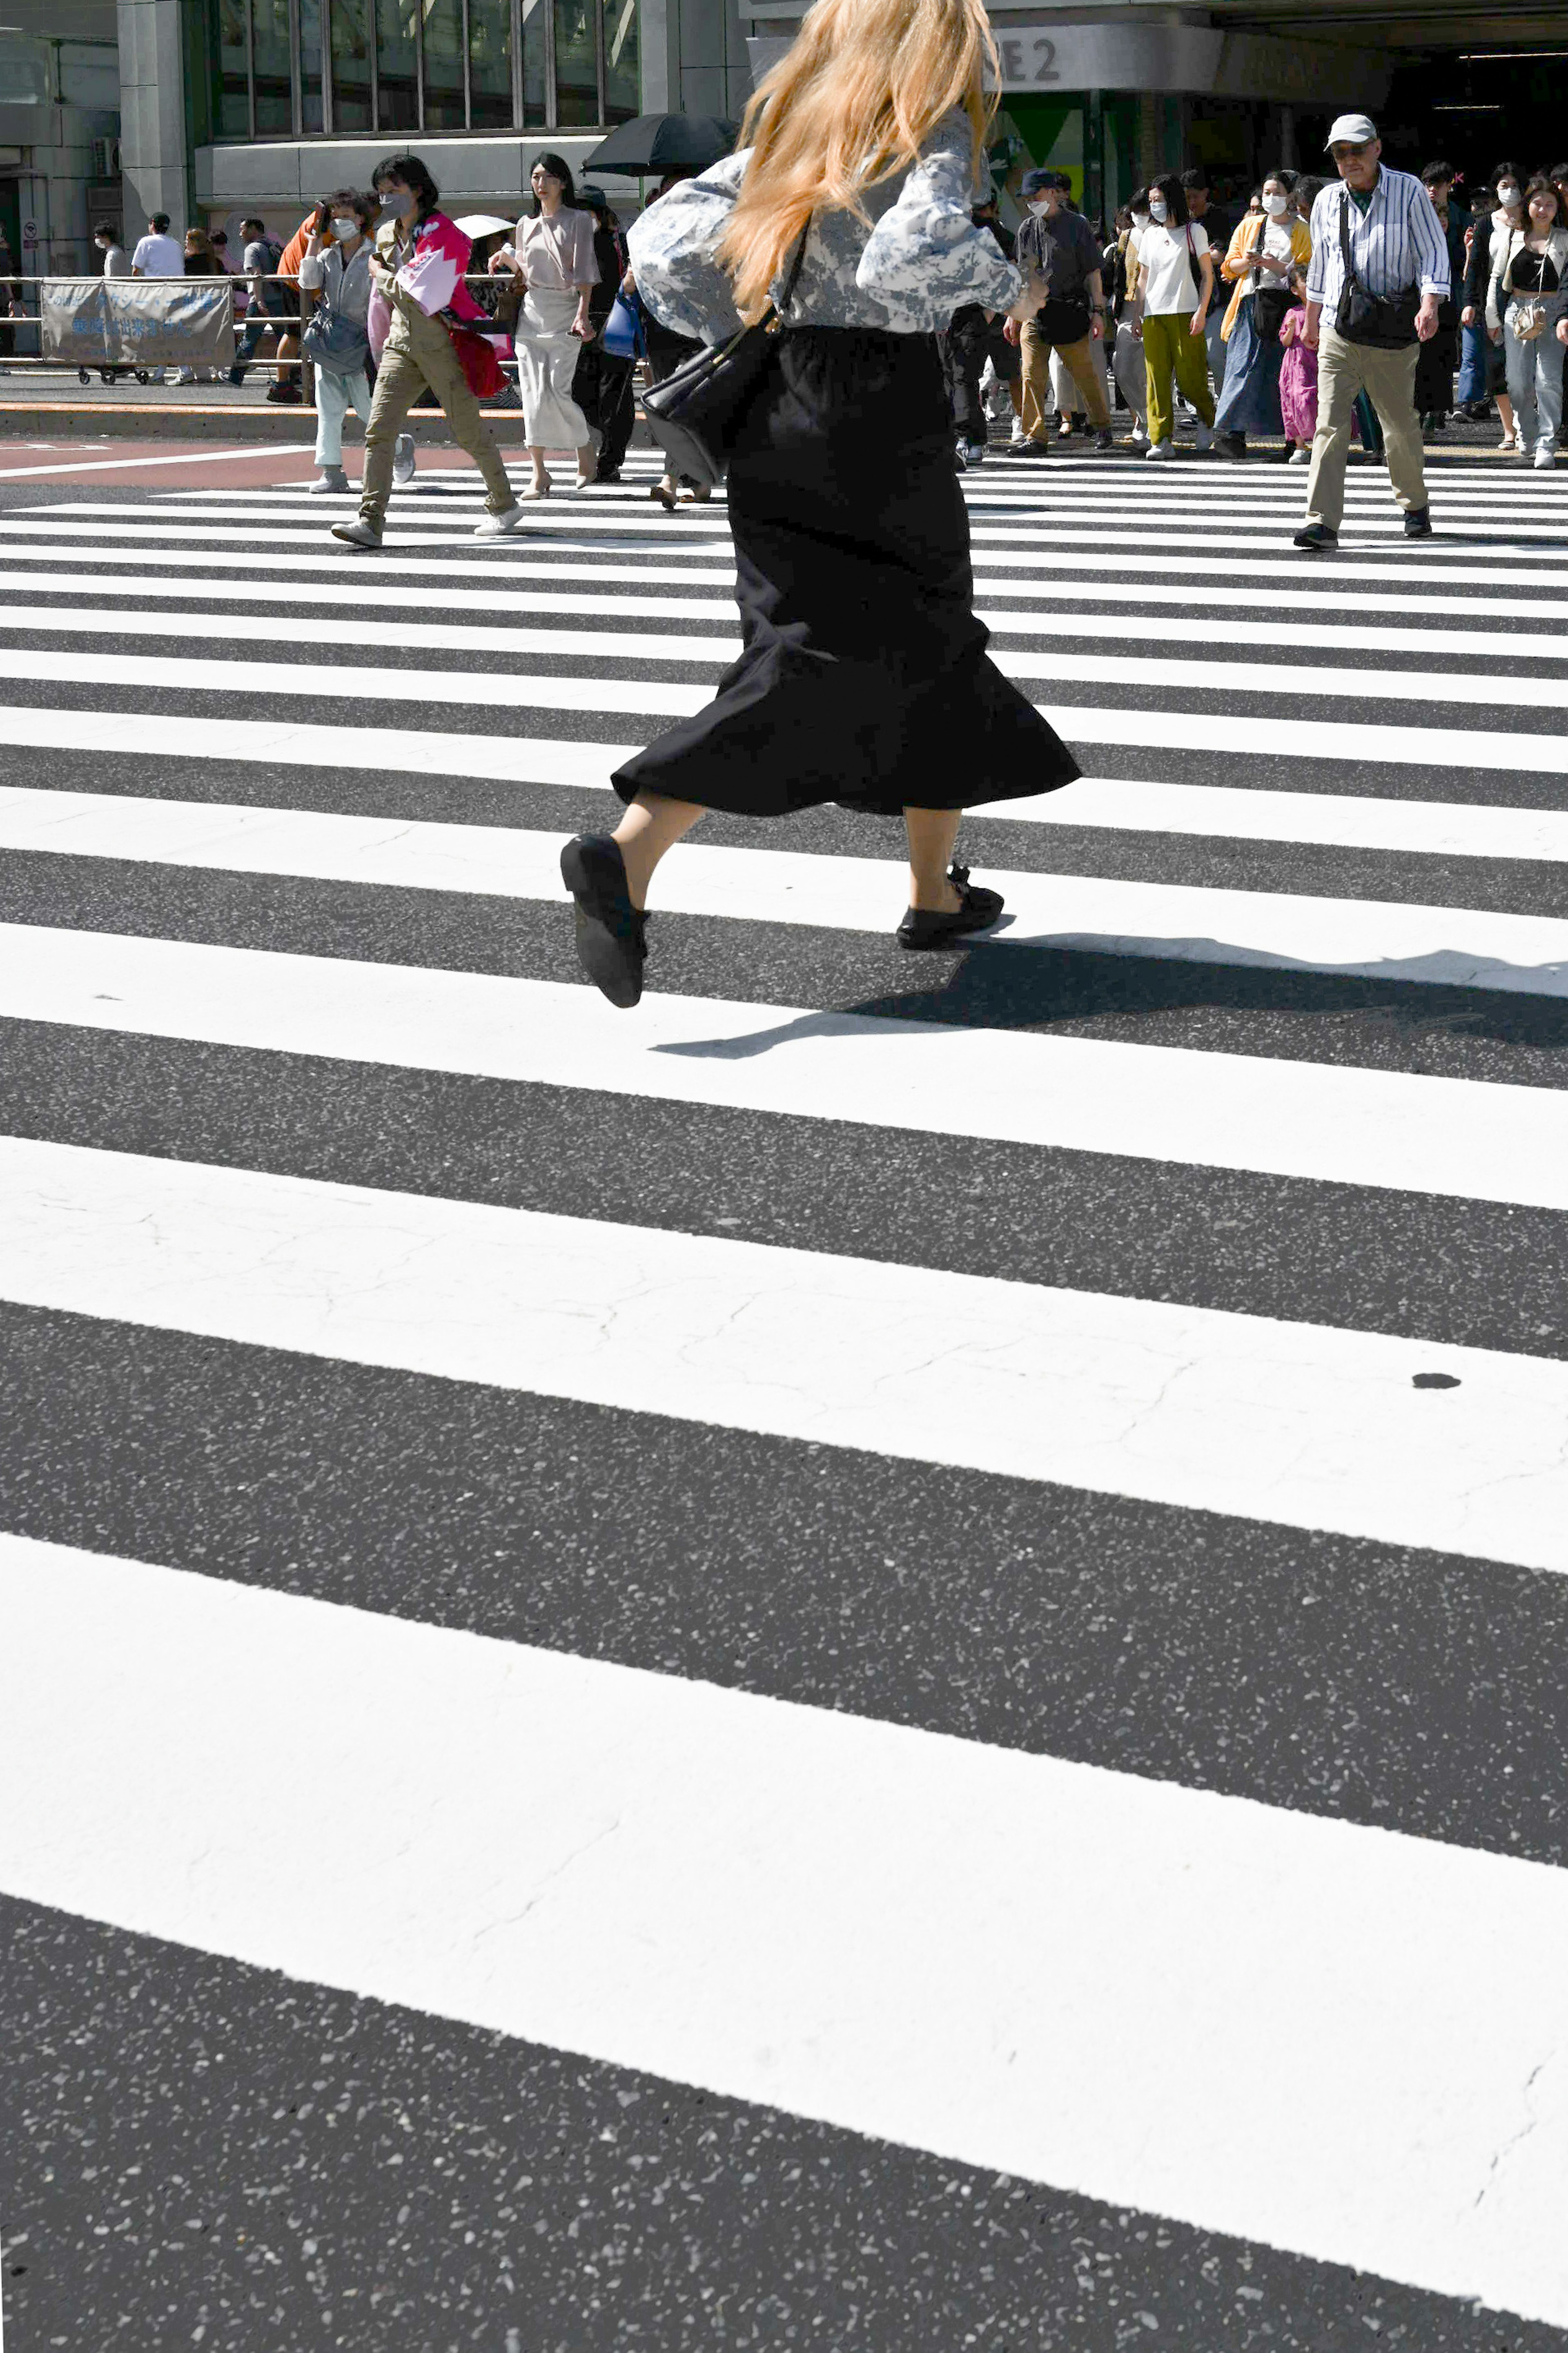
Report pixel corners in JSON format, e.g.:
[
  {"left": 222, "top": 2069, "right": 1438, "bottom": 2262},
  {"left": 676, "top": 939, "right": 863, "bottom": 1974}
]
[{"left": 92, "top": 136, "right": 120, "bottom": 178}]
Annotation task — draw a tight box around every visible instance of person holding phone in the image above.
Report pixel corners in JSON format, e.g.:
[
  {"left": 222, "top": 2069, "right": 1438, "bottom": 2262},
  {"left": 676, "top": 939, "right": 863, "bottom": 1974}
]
[{"left": 489, "top": 151, "right": 599, "bottom": 497}]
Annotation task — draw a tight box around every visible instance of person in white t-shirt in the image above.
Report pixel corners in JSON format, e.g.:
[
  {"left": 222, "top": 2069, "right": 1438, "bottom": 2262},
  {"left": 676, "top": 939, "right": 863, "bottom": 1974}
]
[
  {"left": 131, "top": 214, "right": 184, "bottom": 277},
  {"left": 95, "top": 224, "right": 131, "bottom": 279},
  {"left": 1128, "top": 173, "right": 1215, "bottom": 459}
]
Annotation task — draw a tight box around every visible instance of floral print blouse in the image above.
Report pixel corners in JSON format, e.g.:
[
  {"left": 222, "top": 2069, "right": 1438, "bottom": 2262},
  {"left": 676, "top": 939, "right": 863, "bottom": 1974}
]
[{"left": 625, "top": 109, "right": 1024, "bottom": 342}]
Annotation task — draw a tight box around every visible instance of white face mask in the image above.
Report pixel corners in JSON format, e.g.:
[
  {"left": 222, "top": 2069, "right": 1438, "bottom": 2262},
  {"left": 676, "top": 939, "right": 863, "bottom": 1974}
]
[
  {"left": 1027, "top": 199, "right": 1051, "bottom": 217},
  {"left": 1497, "top": 184, "right": 1520, "bottom": 208},
  {"left": 1263, "top": 191, "right": 1288, "bottom": 217},
  {"left": 1131, "top": 209, "right": 1149, "bottom": 229},
  {"left": 1148, "top": 197, "right": 1168, "bottom": 223},
  {"left": 331, "top": 217, "right": 360, "bottom": 241}
]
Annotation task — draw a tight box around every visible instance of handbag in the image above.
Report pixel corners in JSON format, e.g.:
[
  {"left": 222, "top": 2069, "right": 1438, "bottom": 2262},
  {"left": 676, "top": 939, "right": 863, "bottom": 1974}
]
[
  {"left": 1503, "top": 243, "right": 1550, "bottom": 341},
  {"left": 602, "top": 289, "right": 646, "bottom": 359},
  {"left": 445, "top": 321, "right": 504, "bottom": 399},
  {"left": 640, "top": 226, "right": 810, "bottom": 488},
  {"left": 1335, "top": 193, "right": 1419, "bottom": 349}
]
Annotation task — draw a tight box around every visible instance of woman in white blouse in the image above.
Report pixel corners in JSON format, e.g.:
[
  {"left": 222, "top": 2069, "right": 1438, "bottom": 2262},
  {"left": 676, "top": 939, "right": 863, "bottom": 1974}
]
[
  {"left": 492, "top": 152, "right": 599, "bottom": 495},
  {"left": 557, "top": 0, "right": 1074, "bottom": 1011}
]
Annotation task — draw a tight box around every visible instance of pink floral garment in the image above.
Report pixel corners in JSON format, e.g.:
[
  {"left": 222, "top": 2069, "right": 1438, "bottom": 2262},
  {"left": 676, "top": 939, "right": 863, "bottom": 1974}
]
[{"left": 1278, "top": 305, "right": 1319, "bottom": 442}]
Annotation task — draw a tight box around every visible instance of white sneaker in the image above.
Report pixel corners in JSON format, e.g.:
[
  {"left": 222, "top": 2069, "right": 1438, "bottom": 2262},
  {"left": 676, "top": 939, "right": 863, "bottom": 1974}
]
[
  {"left": 1144, "top": 439, "right": 1174, "bottom": 462},
  {"left": 1129, "top": 422, "right": 1148, "bottom": 447},
  {"left": 330, "top": 517, "right": 383, "bottom": 548},
  {"left": 473, "top": 504, "right": 526, "bottom": 537},
  {"left": 310, "top": 466, "right": 349, "bottom": 495},
  {"left": 1009, "top": 419, "right": 1028, "bottom": 447},
  {"left": 1535, "top": 443, "right": 1557, "bottom": 468},
  {"left": 392, "top": 433, "right": 416, "bottom": 485},
  {"left": 1195, "top": 421, "right": 1215, "bottom": 453},
  {"left": 1288, "top": 446, "right": 1310, "bottom": 465}
]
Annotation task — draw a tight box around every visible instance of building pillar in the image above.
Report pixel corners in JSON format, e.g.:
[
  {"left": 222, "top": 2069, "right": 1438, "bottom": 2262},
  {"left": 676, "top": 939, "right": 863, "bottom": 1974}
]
[
  {"left": 117, "top": 0, "right": 189, "bottom": 236},
  {"left": 1084, "top": 86, "right": 1105, "bottom": 228}
]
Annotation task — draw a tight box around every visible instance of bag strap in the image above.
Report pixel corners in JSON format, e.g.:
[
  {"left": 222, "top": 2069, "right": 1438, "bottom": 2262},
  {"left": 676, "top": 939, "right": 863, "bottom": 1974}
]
[
  {"left": 1338, "top": 190, "right": 1360, "bottom": 296},
  {"left": 774, "top": 221, "right": 810, "bottom": 322}
]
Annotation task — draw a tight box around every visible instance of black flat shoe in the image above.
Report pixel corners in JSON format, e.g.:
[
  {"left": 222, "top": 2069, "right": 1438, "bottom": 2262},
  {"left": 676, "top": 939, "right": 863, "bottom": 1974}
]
[
  {"left": 1403, "top": 506, "right": 1433, "bottom": 538},
  {"left": 896, "top": 863, "right": 1004, "bottom": 950},
  {"left": 560, "top": 833, "right": 647, "bottom": 1008},
  {"left": 1293, "top": 522, "right": 1339, "bottom": 551}
]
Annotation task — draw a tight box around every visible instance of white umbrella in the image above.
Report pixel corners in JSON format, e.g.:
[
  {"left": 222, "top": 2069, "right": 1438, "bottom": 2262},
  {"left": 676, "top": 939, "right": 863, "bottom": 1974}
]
[{"left": 455, "top": 213, "right": 516, "bottom": 240}]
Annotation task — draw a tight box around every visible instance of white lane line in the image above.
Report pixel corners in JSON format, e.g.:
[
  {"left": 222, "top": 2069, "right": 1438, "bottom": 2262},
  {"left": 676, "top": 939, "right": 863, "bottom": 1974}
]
[
  {"left": 986, "top": 773, "right": 1568, "bottom": 862},
  {"left": 0, "top": 443, "right": 316, "bottom": 480},
  {"left": 0, "top": 639, "right": 1558, "bottom": 723},
  {"left": 7, "top": 519, "right": 1568, "bottom": 590},
  {"left": 5, "top": 787, "right": 1567, "bottom": 996},
  {"left": 2, "top": 1139, "right": 1567, "bottom": 1576},
  {"left": 1, "top": 694, "right": 1566, "bottom": 798},
  {"left": 4, "top": 1533, "right": 1566, "bottom": 2325},
  {"left": 7, "top": 561, "right": 1568, "bottom": 628},
  {"left": 1, "top": 694, "right": 1563, "bottom": 862},
  {"left": 22, "top": 500, "right": 736, "bottom": 543},
  {"left": 12, "top": 924, "right": 1568, "bottom": 1212},
  {"left": 2, "top": 588, "right": 1562, "bottom": 664},
  {"left": 0, "top": 604, "right": 739, "bottom": 667},
  {"left": 7, "top": 1536, "right": 1566, "bottom": 2325},
  {"left": 0, "top": 542, "right": 739, "bottom": 588}
]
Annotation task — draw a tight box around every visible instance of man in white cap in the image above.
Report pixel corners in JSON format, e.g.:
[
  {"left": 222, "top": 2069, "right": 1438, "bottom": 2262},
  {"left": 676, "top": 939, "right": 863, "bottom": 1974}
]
[{"left": 1293, "top": 114, "right": 1450, "bottom": 552}]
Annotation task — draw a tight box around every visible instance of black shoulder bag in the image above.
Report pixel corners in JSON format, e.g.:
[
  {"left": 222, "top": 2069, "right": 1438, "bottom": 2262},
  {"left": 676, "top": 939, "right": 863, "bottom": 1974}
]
[
  {"left": 640, "top": 226, "right": 810, "bottom": 488},
  {"left": 1334, "top": 190, "right": 1419, "bottom": 349}
]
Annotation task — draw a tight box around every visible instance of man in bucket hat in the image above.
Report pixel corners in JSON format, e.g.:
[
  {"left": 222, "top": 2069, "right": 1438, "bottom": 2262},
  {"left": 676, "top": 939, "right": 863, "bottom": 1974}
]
[{"left": 1293, "top": 114, "right": 1450, "bottom": 550}]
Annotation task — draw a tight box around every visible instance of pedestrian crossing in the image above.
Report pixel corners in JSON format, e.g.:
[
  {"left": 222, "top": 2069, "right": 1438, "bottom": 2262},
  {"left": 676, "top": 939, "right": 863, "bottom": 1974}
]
[{"left": 4, "top": 442, "right": 1568, "bottom": 2350}]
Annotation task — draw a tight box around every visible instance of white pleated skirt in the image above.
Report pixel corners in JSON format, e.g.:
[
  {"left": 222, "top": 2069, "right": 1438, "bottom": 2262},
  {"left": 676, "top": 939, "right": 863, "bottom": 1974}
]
[{"left": 515, "top": 285, "right": 590, "bottom": 451}]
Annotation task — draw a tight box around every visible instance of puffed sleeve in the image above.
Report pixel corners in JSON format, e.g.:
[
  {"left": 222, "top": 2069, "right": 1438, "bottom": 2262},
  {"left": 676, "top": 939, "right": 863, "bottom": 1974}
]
[
  {"left": 626, "top": 153, "right": 750, "bottom": 343},
  {"left": 854, "top": 111, "right": 1022, "bottom": 326}
]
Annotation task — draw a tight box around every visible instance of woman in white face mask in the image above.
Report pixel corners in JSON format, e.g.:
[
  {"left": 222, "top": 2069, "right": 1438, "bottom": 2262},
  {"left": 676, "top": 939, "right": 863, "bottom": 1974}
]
[
  {"left": 1128, "top": 172, "right": 1216, "bottom": 459},
  {"left": 1111, "top": 185, "right": 1152, "bottom": 442},
  {"left": 1211, "top": 170, "right": 1311, "bottom": 459},
  {"left": 298, "top": 190, "right": 379, "bottom": 494},
  {"left": 1461, "top": 164, "right": 1525, "bottom": 446}
]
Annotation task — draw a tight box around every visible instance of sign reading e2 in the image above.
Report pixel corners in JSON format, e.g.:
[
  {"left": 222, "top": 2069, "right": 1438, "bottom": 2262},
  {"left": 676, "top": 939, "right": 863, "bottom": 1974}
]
[{"left": 995, "top": 32, "right": 1060, "bottom": 83}]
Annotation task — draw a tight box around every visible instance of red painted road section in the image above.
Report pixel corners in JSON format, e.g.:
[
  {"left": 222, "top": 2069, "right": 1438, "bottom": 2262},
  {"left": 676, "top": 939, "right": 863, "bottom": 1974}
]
[{"left": 0, "top": 438, "right": 515, "bottom": 490}]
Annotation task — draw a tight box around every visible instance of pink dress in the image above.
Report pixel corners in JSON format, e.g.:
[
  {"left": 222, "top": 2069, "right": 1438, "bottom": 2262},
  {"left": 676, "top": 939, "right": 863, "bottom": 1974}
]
[{"left": 1278, "top": 305, "right": 1318, "bottom": 441}]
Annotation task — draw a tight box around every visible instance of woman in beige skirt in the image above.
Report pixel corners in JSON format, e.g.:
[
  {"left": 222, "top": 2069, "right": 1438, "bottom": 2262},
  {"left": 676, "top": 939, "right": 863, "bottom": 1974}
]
[{"left": 492, "top": 151, "right": 599, "bottom": 495}]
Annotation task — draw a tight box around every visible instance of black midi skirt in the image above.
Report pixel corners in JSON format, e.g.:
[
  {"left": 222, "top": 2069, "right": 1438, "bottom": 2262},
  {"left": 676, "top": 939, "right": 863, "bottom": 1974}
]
[{"left": 611, "top": 327, "right": 1080, "bottom": 818}]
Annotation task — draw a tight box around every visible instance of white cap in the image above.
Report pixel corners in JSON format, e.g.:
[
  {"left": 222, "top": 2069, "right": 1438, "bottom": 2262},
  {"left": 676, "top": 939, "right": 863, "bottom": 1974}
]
[{"left": 1325, "top": 113, "right": 1378, "bottom": 149}]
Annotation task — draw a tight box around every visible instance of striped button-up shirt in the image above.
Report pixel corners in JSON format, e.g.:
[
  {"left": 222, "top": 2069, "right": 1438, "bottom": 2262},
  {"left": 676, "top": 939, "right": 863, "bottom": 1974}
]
[{"left": 1305, "top": 167, "right": 1450, "bottom": 312}]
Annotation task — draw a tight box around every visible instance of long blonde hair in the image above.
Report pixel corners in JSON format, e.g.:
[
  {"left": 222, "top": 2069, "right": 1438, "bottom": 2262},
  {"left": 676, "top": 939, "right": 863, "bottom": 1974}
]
[{"left": 717, "top": 0, "right": 998, "bottom": 321}]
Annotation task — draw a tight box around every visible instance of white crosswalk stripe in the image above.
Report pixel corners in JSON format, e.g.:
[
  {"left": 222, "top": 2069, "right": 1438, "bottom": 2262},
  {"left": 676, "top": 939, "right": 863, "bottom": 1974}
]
[{"left": 4, "top": 442, "right": 1568, "bottom": 2345}]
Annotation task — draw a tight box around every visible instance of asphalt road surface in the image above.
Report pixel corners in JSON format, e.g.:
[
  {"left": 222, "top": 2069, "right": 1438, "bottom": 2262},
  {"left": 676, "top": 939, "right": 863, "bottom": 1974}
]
[{"left": 2, "top": 434, "right": 1567, "bottom": 2353}]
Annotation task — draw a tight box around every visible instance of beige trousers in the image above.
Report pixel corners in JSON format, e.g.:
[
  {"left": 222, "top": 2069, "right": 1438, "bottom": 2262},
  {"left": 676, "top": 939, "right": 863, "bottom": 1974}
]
[
  {"left": 1020, "top": 321, "right": 1110, "bottom": 439},
  {"left": 360, "top": 337, "right": 514, "bottom": 530},
  {"left": 1305, "top": 321, "right": 1428, "bottom": 531}
]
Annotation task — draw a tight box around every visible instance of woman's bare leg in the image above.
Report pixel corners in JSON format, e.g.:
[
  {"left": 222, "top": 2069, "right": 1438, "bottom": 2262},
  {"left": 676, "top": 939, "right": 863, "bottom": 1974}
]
[
  {"left": 612, "top": 790, "right": 707, "bottom": 908},
  {"left": 527, "top": 443, "right": 550, "bottom": 493},
  {"left": 904, "top": 806, "right": 964, "bottom": 913}
]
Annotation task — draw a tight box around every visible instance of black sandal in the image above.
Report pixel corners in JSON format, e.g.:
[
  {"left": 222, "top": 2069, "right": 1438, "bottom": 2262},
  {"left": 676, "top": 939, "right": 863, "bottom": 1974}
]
[{"left": 895, "top": 863, "right": 1005, "bottom": 950}]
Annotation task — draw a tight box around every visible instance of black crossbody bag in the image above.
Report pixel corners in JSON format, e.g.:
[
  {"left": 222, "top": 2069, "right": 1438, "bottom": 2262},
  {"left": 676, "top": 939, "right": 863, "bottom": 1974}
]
[
  {"left": 1334, "top": 191, "right": 1419, "bottom": 349},
  {"left": 640, "top": 226, "right": 810, "bottom": 488}
]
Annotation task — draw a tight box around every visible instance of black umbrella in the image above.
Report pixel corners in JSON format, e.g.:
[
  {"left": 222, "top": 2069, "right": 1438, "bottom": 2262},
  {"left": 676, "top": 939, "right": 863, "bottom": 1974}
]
[{"left": 582, "top": 113, "right": 737, "bottom": 177}]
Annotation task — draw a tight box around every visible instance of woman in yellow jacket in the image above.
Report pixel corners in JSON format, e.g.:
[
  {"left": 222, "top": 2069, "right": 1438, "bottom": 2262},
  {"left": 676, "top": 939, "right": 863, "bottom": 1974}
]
[{"left": 1212, "top": 171, "right": 1312, "bottom": 459}]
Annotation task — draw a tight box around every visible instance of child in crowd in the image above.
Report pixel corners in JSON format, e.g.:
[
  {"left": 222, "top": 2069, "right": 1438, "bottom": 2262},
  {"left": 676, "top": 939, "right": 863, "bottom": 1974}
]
[
  {"left": 1277, "top": 270, "right": 1318, "bottom": 463},
  {"left": 1278, "top": 266, "right": 1380, "bottom": 466}
]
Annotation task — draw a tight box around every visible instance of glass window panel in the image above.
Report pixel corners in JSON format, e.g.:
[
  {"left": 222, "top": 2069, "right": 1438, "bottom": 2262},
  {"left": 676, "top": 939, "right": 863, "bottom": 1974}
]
[
  {"left": 421, "top": 0, "right": 465, "bottom": 127},
  {"left": 300, "top": 0, "right": 324, "bottom": 131},
  {"left": 375, "top": 0, "right": 418, "bottom": 129},
  {"left": 601, "top": 0, "right": 636, "bottom": 124},
  {"left": 468, "top": 0, "right": 510, "bottom": 126},
  {"left": 253, "top": 0, "right": 293, "bottom": 132},
  {"left": 330, "top": 0, "right": 372, "bottom": 128},
  {"left": 215, "top": 0, "right": 250, "bottom": 136},
  {"left": 552, "top": 0, "right": 597, "bottom": 125},
  {"left": 519, "top": 0, "right": 545, "bottom": 123}
]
